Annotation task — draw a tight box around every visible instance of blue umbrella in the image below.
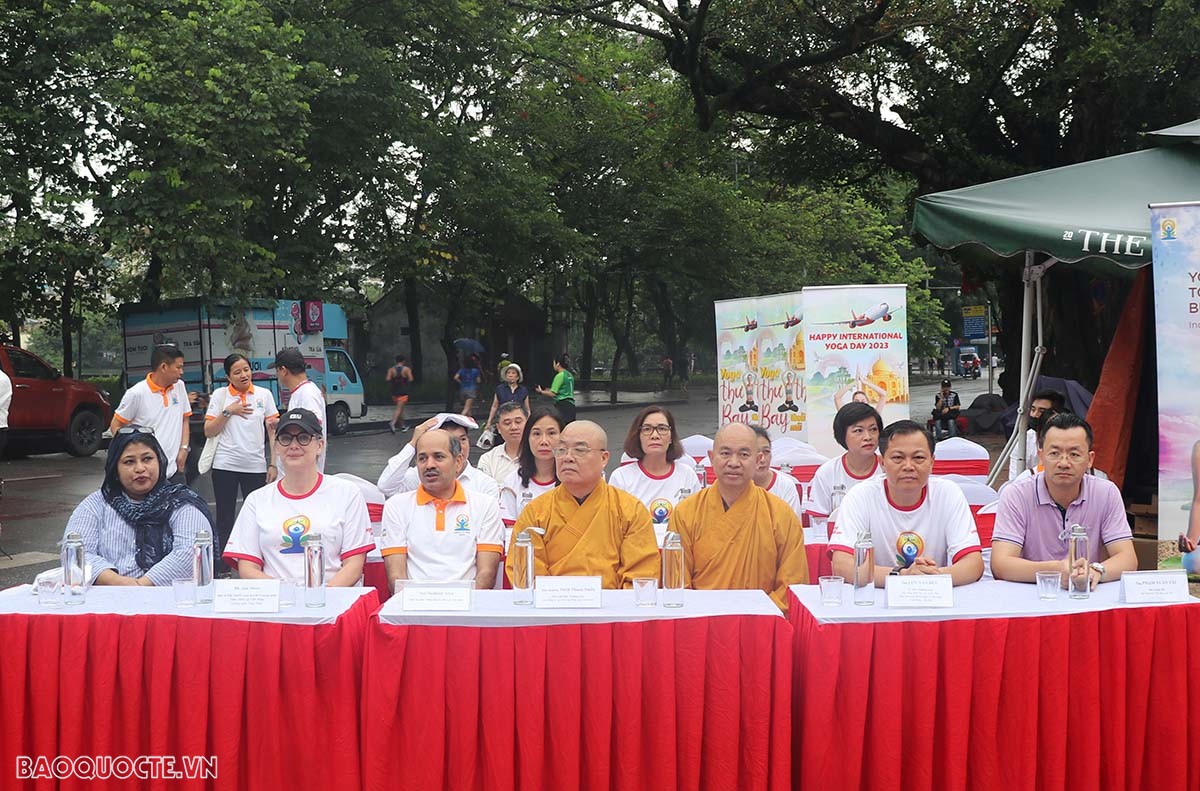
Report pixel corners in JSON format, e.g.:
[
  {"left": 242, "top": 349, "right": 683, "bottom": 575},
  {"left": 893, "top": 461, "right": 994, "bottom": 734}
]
[{"left": 453, "top": 338, "right": 485, "bottom": 356}]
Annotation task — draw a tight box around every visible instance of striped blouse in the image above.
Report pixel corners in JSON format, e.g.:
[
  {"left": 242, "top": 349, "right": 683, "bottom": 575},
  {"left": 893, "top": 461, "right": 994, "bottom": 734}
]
[{"left": 64, "top": 491, "right": 207, "bottom": 585}]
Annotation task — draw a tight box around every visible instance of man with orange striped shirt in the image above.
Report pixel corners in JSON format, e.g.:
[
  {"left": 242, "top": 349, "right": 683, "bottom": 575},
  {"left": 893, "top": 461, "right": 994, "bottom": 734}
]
[
  {"left": 110, "top": 345, "right": 192, "bottom": 482},
  {"left": 379, "top": 429, "right": 504, "bottom": 592}
]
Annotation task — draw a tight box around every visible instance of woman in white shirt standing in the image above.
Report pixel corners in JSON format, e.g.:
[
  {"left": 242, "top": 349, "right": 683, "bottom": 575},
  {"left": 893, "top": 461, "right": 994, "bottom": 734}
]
[
  {"left": 204, "top": 353, "right": 279, "bottom": 565},
  {"left": 608, "top": 406, "right": 698, "bottom": 528}
]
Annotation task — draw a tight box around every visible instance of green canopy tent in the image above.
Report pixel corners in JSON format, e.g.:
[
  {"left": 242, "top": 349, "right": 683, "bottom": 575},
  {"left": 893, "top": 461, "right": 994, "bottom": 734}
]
[{"left": 911, "top": 124, "right": 1200, "bottom": 483}]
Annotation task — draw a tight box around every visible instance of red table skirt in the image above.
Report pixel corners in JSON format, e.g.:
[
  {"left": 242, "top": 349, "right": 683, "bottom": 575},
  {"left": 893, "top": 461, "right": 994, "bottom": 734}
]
[
  {"left": 363, "top": 614, "right": 793, "bottom": 791},
  {"left": 788, "top": 593, "right": 1200, "bottom": 791},
  {"left": 364, "top": 559, "right": 389, "bottom": 598},
  {"left": 804, "top": 543, "right": 833, "bottom": 582},
  {"left": 0, "top": 593, "right": 377, "bottom": 791}
]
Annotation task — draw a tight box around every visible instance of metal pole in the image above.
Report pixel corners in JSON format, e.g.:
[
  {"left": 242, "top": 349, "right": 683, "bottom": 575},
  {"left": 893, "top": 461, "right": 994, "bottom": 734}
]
[
  {"left": 1014, "top": 253, "right": 1035, "bottom": 477},
  {"left": 986, "top": 299, "right": 994, "bottom": 395}
]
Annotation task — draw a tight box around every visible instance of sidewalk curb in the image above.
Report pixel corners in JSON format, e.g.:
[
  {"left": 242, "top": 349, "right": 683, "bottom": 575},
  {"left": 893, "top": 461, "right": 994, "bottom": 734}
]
[{"left": 345, "top": 397, "right": 692, "bottom": 435}]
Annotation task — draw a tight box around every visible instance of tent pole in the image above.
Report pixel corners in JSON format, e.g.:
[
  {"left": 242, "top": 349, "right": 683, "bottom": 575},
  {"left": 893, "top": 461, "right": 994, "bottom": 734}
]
[
  {"left": 1014, "top": 252, "right": 1036, "bottom": 475},
  {"left": 989, "top": 254, "right": 1058, "bottom": 487}
]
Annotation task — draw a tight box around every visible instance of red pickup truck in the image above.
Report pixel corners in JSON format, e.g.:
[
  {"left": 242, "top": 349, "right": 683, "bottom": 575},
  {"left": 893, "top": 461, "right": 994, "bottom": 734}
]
[{"left": 0, "top": 345, "right": 111, "bottom": 457}]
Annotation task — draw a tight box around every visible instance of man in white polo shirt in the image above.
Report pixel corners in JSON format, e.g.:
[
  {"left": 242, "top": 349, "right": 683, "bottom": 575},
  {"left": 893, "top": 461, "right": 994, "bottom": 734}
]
[
  {"left": 274, "top": 347, "right": 327, "bottom": 472},
  {"left": 477, "top": 401, "right": 526, "bottom": 485},
  {"left": 377, "top": 413, "right": 500, "bottom": 500},
  {"left": 111, "top": 344, "right": 192, "bottom": 481},
  {"left": 830, "top": 420, "right": 983, "bottom": 586},
  {"left": 380, "top": 428, "right": 504, "bottom": 590}
]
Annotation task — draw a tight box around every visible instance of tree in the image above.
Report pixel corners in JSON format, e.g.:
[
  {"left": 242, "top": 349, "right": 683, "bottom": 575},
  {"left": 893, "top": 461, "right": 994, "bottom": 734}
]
[{"left": 522, "top": 0, "right": 1192, "bottom": 391}]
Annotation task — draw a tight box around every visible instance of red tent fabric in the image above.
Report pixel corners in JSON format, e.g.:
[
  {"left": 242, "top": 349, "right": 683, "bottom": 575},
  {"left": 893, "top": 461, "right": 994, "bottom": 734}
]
[{"left": 1087, "top": 268, "right": 1149, "bottom": 489}]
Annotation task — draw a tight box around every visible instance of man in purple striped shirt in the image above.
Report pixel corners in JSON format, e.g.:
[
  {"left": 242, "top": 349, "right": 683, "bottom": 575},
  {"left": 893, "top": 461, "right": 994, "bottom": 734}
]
[{"left": 991, "top": 413, "right": 1137, "bottom": 590}]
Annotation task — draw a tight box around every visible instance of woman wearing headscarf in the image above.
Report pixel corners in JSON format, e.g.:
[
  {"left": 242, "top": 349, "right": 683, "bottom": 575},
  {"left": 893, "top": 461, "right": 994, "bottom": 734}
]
[{"left": 64, "top": 426, "right": 213, "bottom": 585}]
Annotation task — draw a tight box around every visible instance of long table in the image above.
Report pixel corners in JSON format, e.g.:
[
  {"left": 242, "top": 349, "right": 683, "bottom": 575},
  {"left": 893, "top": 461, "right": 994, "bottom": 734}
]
[
  {"left": 788, "top": 579, "right": 1200, "bottom": 791},
  {"left": 0, "top": 585, "right": 377, "bottom": 790},
  {"left": 363, "top": 589, "right": 793, "bottom": 791}
]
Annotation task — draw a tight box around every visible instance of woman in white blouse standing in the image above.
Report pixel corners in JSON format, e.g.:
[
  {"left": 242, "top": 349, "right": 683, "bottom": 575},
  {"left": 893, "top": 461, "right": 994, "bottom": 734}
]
[{"left": 204, "top": 353, "right": 279, "bottom": 567}]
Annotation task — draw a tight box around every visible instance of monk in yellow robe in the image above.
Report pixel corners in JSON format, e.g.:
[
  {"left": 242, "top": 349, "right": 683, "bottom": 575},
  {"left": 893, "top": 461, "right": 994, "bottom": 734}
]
[
  {"left": 508, "top": 420, "right": 660, "bottom": 589},
  {"left": 672, "top": 423, "right": 808, "bottom": 611}
]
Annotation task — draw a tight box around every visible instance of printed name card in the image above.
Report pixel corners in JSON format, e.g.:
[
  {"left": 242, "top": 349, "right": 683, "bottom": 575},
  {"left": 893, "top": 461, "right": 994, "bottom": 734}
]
[
  {"left": 1120, "top": 570, "right": 1191, "bottom": 604},
  {"left": 400, "top": 582, "right": 473, "bottom": 611},
  {"left": 885, "top": 575, "right": 954, "bottom": 608},
  {"left": 534, "top": 576, "right": 603, "bottom": 608},
  {"left": 213, "top": 580, "right": 280, "bottom": 613}
]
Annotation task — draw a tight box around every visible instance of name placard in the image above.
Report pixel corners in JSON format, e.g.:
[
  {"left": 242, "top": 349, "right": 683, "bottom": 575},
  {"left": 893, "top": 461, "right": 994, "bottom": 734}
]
[
  {"left": 534, "top": 576, "right": 603, "bottom": 608},
  {"left": 213, "top": 579, "right": 280, "bottom": 613},
  {"left": 400, "top": 584, "right": 473, "bottom": 611},
  {"left": 885, "top": 574, "right": 954, "bottom": 608},
  {"left": 1120, "top": 570, "right": 1192, "bottom": 604}
]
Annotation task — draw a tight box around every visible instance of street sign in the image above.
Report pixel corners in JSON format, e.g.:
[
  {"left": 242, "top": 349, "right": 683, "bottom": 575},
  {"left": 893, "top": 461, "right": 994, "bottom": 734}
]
[{"left": 961, "top": 305, "right": 986, "bottom": 338}]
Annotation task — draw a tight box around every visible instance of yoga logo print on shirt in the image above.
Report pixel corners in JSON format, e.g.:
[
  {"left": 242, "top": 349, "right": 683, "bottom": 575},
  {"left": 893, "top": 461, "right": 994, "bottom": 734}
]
[
  {"left": 649, "top": 497, "right": 672, "bottom": 525},
  {"left": 281, "top": 515, "right": 312, "bottom": 553},
  {"left": 895, "top": 531, "right": 924, "bottom": 568},
  {"left": 453, "top": 514, "right": 472, "bottom": 533}
]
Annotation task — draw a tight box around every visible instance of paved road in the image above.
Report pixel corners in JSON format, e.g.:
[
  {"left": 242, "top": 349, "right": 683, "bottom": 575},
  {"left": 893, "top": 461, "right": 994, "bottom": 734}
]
[{"left": 0, "top": 373, "right": 1002, "bottom": 589}]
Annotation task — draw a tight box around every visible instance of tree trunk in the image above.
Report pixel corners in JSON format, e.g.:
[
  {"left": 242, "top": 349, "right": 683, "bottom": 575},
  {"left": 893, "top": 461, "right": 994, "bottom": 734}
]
[
  {"left": 577, "top": 280, "right": 598, "bottom": 388},
  {"left": 141, "top": 252, "right": 164, "bottom": 302},
  {"left": 646, "top": 275, "right": 682, "bottom": 366},
  {"left": 60, "top": 266, "right": 74, "bottom": 378},
  {"left": 403, "top": 275, "right": 423, "bottom": 381},
  {"left": 440, "top": 323, "right": 457, "bottom": 412},
  {"left": 8, "top": 313, "right": 20, "bottom": 348}
]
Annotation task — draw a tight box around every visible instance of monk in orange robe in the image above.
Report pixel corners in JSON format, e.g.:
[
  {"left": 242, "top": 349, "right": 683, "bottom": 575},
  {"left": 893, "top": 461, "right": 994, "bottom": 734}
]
[
  {"left": 672, "top": 423, "right": 808, "bottom": 611},
  {"left": 508, "top": 420, "right": 659, "bottom": 589}
]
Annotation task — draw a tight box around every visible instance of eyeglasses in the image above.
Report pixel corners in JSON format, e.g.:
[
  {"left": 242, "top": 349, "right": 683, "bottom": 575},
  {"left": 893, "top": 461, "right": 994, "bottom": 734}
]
[
  {"left": 277, "top": 432, "right": 316, "bottom": 446},
  {"left": 552, "top": 446, "right": 605, "bottom": 458},
  {"left": 1042, "top": 449, "right": 1086, "bottom": 464},
  {"left": 116, "top": 426, "right": 155, "bottom": 436},
  {"left": 639, "top": 424, "right": 671, "bottom": 437}
]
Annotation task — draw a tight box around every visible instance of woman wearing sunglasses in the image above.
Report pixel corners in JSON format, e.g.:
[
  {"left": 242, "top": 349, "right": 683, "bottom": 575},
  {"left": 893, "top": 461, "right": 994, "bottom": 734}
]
[
  {"left": 223, "top": 409, "right": 374, "bottom": 583},
  {"left": 64, "top": 426, "right": 213, "bottom": 585},
  {"left": 607, "top": 406, "right": 698, "bottom": 532}
]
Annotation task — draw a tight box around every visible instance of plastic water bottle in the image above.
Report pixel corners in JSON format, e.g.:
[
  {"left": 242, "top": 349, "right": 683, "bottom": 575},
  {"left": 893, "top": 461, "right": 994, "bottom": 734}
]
[
  {"left": 1068, "top": 524, "right": 1090, "bottom": 599},
  {"left": 61, "top": 531, "right": 87, "bottom": 605},
  {"left": 853, "top": 529, "right": 875, "bottom": 606},
  {"left": 304, "top": 533, "right": 325, "bottom": 607},
  {"left": 662, "top": 531, "right": 685, "bottom": 607},
  {"left": 695, "top": 466, "right": 707, "bottom": 490},
  {"left": 827, "top": 484, "right": 847, "bottom": 540},
  {"left": 193, "top": 528, "right": 214, "bottom": 603}
]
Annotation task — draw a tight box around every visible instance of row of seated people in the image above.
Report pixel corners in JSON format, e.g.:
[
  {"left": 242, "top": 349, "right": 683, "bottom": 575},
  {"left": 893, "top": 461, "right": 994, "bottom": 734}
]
[{"left": 62, "top": 400, "right": 1136, "bottom": 610}]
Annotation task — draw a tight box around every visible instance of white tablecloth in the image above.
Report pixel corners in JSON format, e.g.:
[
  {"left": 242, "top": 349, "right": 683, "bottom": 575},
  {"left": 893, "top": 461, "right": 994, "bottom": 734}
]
[
  {"left": 790, "top": 577, "right": 1200, "bottom": 624},
  {"left": 0, "top": 583, "right": 374, "bottom": 625},
  {"left": 378, "top": 587, "right": 782, "bottom": 627}
]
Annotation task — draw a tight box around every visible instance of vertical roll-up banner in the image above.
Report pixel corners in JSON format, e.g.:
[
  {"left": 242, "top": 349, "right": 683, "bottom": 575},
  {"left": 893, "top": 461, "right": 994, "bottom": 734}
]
[
  {"left": 801, "top": 284, "right": 910, "bottom": 456},
  {"left": 1150, "top": 202, "right": 1200, "bottom": 575},
  {"left": 714, "top": 291, "right": 806, "bottom": 438}
]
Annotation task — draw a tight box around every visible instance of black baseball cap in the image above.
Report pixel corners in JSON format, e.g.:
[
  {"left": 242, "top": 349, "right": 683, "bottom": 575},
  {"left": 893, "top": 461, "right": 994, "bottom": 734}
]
[
  {"left": 275, "top": 408, "right": 323, "bottom": 437},
  {"left": 273, "top": 347, "right": 306, "bottom": 373},
  {"left": 941, "top": 379, "right": 952, "bottom": 387}
]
